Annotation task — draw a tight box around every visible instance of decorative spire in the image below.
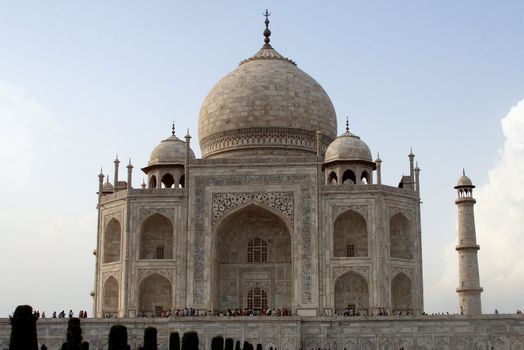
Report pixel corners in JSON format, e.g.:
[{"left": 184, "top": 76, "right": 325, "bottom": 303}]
[
  {"left": 345, "top": 116, "right": 350, "bottom": 132},
  {"left": 172, "top": 121, "right": 175, "bottom": 136},
  {"left": 463, "top": 168, "right": 466, "bottom": 176},
  {"left": 263, "top": 9, "right": 271, "bottom": 45}
]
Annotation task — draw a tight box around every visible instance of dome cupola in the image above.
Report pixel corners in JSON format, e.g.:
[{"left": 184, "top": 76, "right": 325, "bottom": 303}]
[
  {"left": 198, "top": 14, "right": 337, "bottom": 159},
  {"left": 323, "top": 119, "right": 376, "bottom": 186},
  {"left": 142, "top": 124, "right": 194, "bottom": 189}
]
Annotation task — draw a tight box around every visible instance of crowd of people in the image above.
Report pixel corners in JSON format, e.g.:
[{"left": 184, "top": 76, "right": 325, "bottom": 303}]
[{"left": 32, "top": 310, "right": 88, "bottom": 319}]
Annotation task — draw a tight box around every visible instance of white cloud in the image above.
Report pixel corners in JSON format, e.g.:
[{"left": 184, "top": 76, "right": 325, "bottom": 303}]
[
  {"left": 432, "top": 98, "right": 524, "bottom": 314},
  {"left": 475, "top": 98, "right": 524, "bottom": 314}
]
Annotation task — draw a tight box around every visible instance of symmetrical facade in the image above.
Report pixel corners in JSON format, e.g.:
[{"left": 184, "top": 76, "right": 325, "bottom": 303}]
[{"left": 93, "top": 19, "right": 424, "bottom": 318}]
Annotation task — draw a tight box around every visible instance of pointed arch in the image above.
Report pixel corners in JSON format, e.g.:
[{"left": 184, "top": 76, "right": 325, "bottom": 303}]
[
  {"left": 342, "top": 169, "right": 356, "bottom": 184},
  {"left": 334, "top": 271, "right": 369, "bottom": 315},
  {"left": 161, "top": 173, "right": 175, "bottom": 188},
  {"left": 149, "top": 175, "right": 157, "bottom": 189},
  {"left": 140, "top": 213, "right": 173, "bottom": 260},
  {"left": 328, "top": 171, "right": 338, "bottom": 185},
  {"left": 389, "top": 213, "right": 413, "bottom": 259},
  {"left": 333, "top": 210, "right": 368, "bottom": 257},
  {"left": 102, "top": 276, "right": 119, "bottom": 317},
  {"left": 212, "top": 203, "right": 292, "bottom": 312},
  {"left": 361, "top": 170, "right": 370, "bottom": 184},
  {"left": 103, "top": 218, "right": 121, "bottom": 263},
  {"left": 391, "top": 272, "right": 412, "bottom": 313},
  {"left": 138, "top": 273, "right": 172, "bottom": 317}
]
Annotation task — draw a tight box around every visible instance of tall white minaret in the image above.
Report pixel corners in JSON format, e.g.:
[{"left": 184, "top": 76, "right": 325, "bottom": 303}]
[{"left": 455, "top": 170, "right": 483, "bottom": 315}]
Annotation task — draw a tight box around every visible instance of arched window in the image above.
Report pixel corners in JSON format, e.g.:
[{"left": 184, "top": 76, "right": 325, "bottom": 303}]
[
  {"left": 328, "top": 171, "right": 338, "bottom": 185},
  {"left": 333, "top": 210, "right": 368, "bottom": 257},
  {"left": 248, "top": 237, "right": 267, "bottom": 263},
  {"left": 342, "top": 170, "right": 356, "bottom": 184},
  {"left": 149, "top": 175, "right": 157, "bottom": 189},
  {"left": 161, "top": 173, "right": 175, "bottom": 188},
  {"left": 361, "top": 171, "right": 370, "bottom": 184},
  {"left": 103, "top": 218, "right": 121, "bottom": 263},
  {"left": 389, "top": 213, "right": 413, "bottom": 259},
  {"left": 140, "top": 214, "right": 173, "bottom": 259},
  {"left": 391, "top": 273, "right": 412, "bottom": 313},
  {"left": 138, "top": 274, "right": 172, "bottom": 317},
  {"left": 179, "top": 175, "right": 185, "bottom": 188},
  {"left": 247, "top": 287, "right": 268, "bottom": 310},
  {"left": 102, "top": 276, "right": 119, "bottom": 317}
]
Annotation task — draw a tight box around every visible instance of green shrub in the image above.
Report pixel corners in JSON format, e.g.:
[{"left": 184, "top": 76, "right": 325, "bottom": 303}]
[
  {"left": 256, "top": 344, "right": 262, "bottom": 350},
  {"left": 234, "top": 341, "right": 241, "bottom": 350},
  {"left": 61, "top": 318, "right": 83, "bottom": 350},
  {"left": 143, "top": 327, "right": 157, "bottom": 350},
  {"left": 211, "top": 336, "right": 224, "bottom": 350},
  {"left": 9, "top": 305, "right": 38, "bottom": 350},
  {"left": 169, "top": 332, "right": 180, "bottom": 350},
  {"left": 81, "top": 342, "right": 89, "bottom": 350},
  {"left": 224, "top": 338, "right": 234, "bottom": 350},
  {"left": 181, "top": 331, "right": 199, "bottom": 350},
  {"left": 108, "top": 324, "right": 130, "bottom": 350}
]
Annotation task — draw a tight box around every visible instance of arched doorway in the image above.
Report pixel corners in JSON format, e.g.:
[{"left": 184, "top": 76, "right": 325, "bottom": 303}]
[
  {"left": 389, "top": 213, "right": 413, "bottom": 259},
  {"left": 212, "top": 204, "right": 292, "bottom": 312},
  {"left": 139, "top": 214, "right": 173, "bottom": 260},
  {"left": 334, "top": 271, "right": 369, "bottom": 315},
  {"left": 102, "top": 276, "right": 119, "bottom": 317},
  {"left": 333, "top": 210, "right": 368, "bottom": 257},
  {"left": 391, "top": 272, "right": 412, "bottom": 313},
  {"left": 103, "top": 218, "right": 121, "bottom": 263},
  {"left": 138, "top": 274, "right": 172, "bottom": 316}
]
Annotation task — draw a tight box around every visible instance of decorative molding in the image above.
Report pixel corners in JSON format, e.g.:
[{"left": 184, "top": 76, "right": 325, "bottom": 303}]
[
  {"left": 103, "top": 212, "right": 122, "bottom": 227},
  {"left": 194, "top": 174, "right": 313, "bottom": 305},
  {"left": 332, "top": 265, "right": 370, "bottom": 283},
  {"left": 388, "top": 206, "right": 414, "bottom": 221},
  {"left": 102, "top": 270, "right": 121, "bottom": 284},
  {"left": 331, "top": 204, "right": 368, "bottom": 221},
  {"left": 212, "top": 192, "right": 294, "bottom": 227},
  {"left": 136, "top": 268, "right": 174, "bottom": 284},
  {"left": 200, "top": 127, "right": 333, "bottom": 158},
  {"left": 137, "top": 207, "right": 175, "bottom": 224},
  {"left": 390, "top": 266, "right": 414, "bottom": 280}
]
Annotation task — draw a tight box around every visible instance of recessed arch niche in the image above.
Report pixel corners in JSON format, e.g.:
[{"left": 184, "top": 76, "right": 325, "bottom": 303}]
[{"left": 212, "top": 204, "right": 292, "bottom": 312}]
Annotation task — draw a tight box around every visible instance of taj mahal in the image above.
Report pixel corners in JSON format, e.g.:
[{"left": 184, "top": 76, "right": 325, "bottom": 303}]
[{"left": 2, "top": 12, "right": 523, "bottom": 350}]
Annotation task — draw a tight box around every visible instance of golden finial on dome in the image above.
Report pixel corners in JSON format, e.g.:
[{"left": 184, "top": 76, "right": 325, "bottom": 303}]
[
  {"left": 172, "top": 121, "right": 175, "bottom": 136},
  {"left": 263, "top": 9, "right": 271, "bottom": 45},
  {"left": 345, "top": 116, "right": 350, "bottom": 132}
]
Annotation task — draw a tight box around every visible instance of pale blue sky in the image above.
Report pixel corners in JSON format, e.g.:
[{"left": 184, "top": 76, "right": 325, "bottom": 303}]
[{"left": 0, "top": 1, "right": 523, "bottom": 316}]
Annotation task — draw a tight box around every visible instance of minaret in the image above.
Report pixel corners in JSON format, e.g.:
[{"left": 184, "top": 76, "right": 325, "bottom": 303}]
[
  {"left": 455, "top": 170, "right": 483, "bottom": 315},
  {"left": 113, "top": 155, "right": 120, "bottom": 190},
  {"left": 375, "top": 153, "right": 382, "bottom": 185}
]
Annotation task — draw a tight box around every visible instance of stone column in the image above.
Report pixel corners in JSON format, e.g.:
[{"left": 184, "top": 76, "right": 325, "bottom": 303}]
[{"left": 455, "top": 172, "right": 483, "bottom": 315}]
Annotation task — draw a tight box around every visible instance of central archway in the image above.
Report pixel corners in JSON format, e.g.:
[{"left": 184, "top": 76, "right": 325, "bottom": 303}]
[{"left": 212, "top": 204, "right": 292, "bottom": 312}]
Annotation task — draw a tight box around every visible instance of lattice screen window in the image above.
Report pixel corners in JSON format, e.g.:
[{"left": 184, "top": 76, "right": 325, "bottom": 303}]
[
  {"left": 247, "top": 287, "right": 268, "bottom": 310},
  {"left": 247, "top": 237, "right": 268, "bottom": 263},
  {"left": 156, "top": 246, "right": 164, "bottom": 259},
  {"left": 346, "top": 244, "right": 355, "bottom": 257}
]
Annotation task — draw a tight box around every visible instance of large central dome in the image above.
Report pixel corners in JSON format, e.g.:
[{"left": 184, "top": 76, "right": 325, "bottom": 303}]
[{"left": 198, "top": 25, "right": 337, "bottom": 159}]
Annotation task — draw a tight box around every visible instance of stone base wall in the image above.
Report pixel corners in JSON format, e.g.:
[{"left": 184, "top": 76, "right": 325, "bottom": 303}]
[{"left": 1, "top": 315, "right": 523, "bottom": 350}]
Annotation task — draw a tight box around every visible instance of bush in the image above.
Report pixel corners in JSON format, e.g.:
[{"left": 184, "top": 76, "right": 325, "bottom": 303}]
[
  {"left": 234, "top": 341, "right": 241, "bottom": 350},
  {"left": 169, "top": 332, "right": 180, "bottom": 350},
  {"left": 224, "top": 338, "right": 234, "bottom": 350},
  {"left": 143, "top": 327, "right": 157, "bottom": 350},
  {"left": 9, "top": 305, "right": 38, "bottom": 350},
  {"left": 181, "top": 331, "right": 199, "bottom": 350},
  {"left": 81, "top": 342, "right": 89, "bottom": 350},
  {"left": 108, "top": 324, "right": 130, "bottom": 350},
  {"left": 61, "top": 318, "right": 83, "bottom": 350},
  {"left": 256, "top": 344, "right": 262, "bottom": 350},
  {"left": 211, "top": 336, "right": 224, "bottom": 350}
]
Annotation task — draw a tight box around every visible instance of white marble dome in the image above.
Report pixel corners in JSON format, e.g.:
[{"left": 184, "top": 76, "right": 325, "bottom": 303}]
[
  {"left": 324, "top": 130, "right": 373, "bottom": 164},
  {"left": 456, "top": 174, "right": 474, "bottom": 188},
  {"left": 148, "top": 133, "right": 195, "bottom": 166},
  {"left": 198, "top": 43, "right": 337, "bottom": 159}
]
